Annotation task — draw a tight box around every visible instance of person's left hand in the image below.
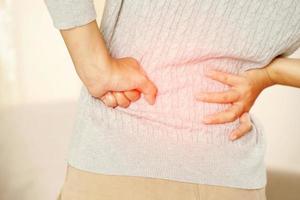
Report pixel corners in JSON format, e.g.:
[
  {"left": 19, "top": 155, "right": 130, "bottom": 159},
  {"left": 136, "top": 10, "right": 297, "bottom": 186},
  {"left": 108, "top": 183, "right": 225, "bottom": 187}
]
[{"left": 194, "top": 67, "right": 274, "bottom": 141}]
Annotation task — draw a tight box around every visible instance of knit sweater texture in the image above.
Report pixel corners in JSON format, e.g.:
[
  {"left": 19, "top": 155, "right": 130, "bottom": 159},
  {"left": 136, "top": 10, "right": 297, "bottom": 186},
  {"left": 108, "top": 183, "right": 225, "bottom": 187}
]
[{"left": 44, "top": 0, "right": 300, "bottom": 189}]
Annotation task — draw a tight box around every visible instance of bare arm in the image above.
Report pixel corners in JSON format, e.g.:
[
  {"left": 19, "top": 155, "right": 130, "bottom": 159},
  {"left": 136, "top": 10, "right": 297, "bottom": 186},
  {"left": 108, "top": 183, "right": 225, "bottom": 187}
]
[
  {"left": 60, "top": 20, "right": 112, "bottom": 91},
  {"left": 266, "top": 56, "right": 300, "bottom": 88},
  {"left": 44, "top": 0, "right": 156, "bottom": 106},
  {"left": 58, "top": 20, "right": 157, "bottom": 106}
]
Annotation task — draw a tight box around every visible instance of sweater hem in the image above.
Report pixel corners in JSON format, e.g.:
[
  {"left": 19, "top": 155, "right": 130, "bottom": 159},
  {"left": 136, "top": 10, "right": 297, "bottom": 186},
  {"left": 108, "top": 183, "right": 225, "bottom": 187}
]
[{"left": 67, "top": 159, "right": 267, "bottom": 190}]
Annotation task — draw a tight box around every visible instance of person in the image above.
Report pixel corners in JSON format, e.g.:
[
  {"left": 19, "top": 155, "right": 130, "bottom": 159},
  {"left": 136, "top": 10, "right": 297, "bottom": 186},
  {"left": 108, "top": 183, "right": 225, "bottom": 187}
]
[{"left": 44, "top": 0, "right": 300, "bottom": 199}]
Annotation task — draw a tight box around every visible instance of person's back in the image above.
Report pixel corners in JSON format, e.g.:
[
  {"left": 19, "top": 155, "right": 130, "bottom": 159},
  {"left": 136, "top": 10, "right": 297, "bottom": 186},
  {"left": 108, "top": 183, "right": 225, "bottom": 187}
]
[
  {"left": 99, "top": 0, "right": 299, "bottom": 136},
  {"left": 44, "top": 0, "right": 300, "bottom": 198},
  {"left": 66, "top": 0, "right": 300, "bottom": 188}
]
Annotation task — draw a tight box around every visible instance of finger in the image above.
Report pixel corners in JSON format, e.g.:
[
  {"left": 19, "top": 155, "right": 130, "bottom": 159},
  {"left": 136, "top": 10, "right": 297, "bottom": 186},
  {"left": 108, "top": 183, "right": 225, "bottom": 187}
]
[
  {"left": 123, "top": 90, "right": 141, "bottom": 102},
  {"left": 202, "top": 103, "right": 243, "bottom": 124},
  {"left": 204, "top": 69, "right": 244, "bottom": 86},
  {"left": 194, "top": 90, "right": 240, "bottom": 103},
  {"left": 136, "top": 76, "right": 158, "bottom": 105},
  {"left": 229, "top": 112, "right": 253, "bottom": 141},
  {"left": 100, "top": 91, "right": 118, "bottom": 108},
  {"left": 112, "top": 91, "right": 131, "bottom": 108}
]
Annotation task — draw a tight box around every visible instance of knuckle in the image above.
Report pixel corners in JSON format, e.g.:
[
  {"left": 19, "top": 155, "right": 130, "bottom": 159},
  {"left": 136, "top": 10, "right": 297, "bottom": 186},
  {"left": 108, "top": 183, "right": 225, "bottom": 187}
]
[
  {"left": 124, "top": 102, "right": 131, "bottom": 108},
  {"left": 114, "top": 93, "right": 131, "bottom": 108},
  {"left": 119, "top": 100, "right": 130, "bottom": 108},
  {"left": 105, "top": 101, "right": 114, "bottom": 107},
  {"left": 106, "top": 96, "right": 117, "bottom": 107}
]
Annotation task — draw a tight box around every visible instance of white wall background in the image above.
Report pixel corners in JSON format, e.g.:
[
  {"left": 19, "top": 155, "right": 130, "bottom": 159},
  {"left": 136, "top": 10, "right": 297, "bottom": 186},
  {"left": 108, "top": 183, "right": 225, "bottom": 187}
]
[
  {"left": 0, "top": 0, "right": 106, "bottom": 106},
  {"left": 9, "top": 0, "right": 82, "bottom": 105},
  {"left": 0, "top": 0, "right": 299, "bottom": 199}
]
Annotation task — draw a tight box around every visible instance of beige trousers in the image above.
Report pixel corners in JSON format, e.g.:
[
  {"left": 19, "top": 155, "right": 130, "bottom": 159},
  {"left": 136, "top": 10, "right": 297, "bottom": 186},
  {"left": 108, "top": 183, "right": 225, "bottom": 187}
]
[{"left": 57, "top": 165, "right": 266, "bottom": 200}]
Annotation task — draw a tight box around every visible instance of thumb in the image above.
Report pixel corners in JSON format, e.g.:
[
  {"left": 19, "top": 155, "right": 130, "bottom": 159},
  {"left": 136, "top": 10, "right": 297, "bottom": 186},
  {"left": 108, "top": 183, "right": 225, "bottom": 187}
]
[{"left": 136, "top": 76, "right": 158, "bottom": 105}]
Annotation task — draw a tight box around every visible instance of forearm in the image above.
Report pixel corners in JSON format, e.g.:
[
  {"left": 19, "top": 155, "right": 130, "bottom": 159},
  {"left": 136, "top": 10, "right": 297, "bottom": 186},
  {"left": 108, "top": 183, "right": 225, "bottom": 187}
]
[
  {"left": 60, "top": 20, "right": 112, "bottom": 85},
  {"left": 266, "top": 56, "right": 300, "bottom": 88}
]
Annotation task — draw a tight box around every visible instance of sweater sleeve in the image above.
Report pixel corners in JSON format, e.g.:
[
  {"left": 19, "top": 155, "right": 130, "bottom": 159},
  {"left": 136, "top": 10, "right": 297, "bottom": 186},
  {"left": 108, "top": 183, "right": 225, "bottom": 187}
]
[{"left": 44, "top": 0, "right": 97, "bottom": 30}]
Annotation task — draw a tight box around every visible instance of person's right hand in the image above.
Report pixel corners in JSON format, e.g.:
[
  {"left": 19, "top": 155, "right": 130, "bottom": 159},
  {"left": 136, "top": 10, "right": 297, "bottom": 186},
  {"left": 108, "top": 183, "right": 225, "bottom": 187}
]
[{"left": 81, "top": 56, "right": 158, "bottom": 108}]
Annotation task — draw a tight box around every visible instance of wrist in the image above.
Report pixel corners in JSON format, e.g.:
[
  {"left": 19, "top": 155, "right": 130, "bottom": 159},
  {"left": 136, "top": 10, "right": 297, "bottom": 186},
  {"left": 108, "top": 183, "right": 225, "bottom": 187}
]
[
  {"left": 261, "top": 67, "right": 276, "bottom": 88},
  {"left": 265, "top": 56, "right": 286, "bottom": 85},
  {"left": 67, "top": 37, "right": 113, "bottom": 74},
  {"left": 75, "top": 47, "right": 113, "bottom": 73},
  {"left": 241, "top": 67, "right": 275, "bottom": 93},
  {"left": 75, "top": 56, "right": 113, "bottom": 91}
]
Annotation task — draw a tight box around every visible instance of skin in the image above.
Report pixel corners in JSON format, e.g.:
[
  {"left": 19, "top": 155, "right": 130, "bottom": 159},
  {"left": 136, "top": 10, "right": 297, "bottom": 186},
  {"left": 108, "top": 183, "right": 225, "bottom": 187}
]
[
  {"left": 194, "top": 56, "right": 300, "bottom": 140},
  {"left": 194, "top": 66, "right": 274, "bottom": 141},
  {"left": 60, "top": 20, "right": 158, "bottom": 107},
  {"left": 59, "top": 20, "right": 300, "bottom": 141}
]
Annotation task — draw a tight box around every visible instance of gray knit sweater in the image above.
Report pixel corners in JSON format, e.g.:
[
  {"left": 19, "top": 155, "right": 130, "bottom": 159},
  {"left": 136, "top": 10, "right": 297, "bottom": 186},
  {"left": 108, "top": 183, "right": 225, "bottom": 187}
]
[{"left": 44, "top": 0, "right": 300, "bottom": 189}]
